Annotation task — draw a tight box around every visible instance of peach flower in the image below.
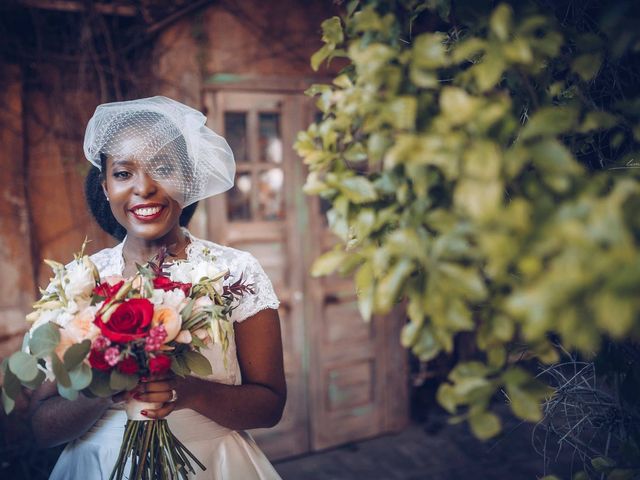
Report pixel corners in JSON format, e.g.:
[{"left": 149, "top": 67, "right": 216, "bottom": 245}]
[
  {"left": 175, "top": 330, "right": 192, "bottom": 344},
  {"left": 151, "top": 305, "right": 181, "bottom": 342},
  {"left": 55, "top": 306, "right": 100, "bottom": 358}
]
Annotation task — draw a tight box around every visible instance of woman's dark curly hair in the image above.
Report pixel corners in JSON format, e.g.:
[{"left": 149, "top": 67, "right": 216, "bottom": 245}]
[{"left": 85, "top": 153, "right": 198, "bottom": 241}]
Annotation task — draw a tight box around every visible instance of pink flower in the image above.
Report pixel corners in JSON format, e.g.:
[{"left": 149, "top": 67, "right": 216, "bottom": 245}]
[
  {"left": 104, "top": 346, "right": 120, "bottom": 367},
  {"left": 144, "top": 325, "right": 168, "bottom": 352},
  {"left": 92, "top": 335, "right": 111, "bottom": 351}
]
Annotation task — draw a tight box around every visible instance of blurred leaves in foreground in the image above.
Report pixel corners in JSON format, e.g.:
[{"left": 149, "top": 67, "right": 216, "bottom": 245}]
[{"left": 297, "top": 0, "right": 640, "bottom": 464}]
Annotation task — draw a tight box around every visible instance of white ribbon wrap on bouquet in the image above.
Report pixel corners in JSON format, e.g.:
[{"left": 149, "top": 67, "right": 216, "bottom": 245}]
[{"left": 125, "top": 399, "right": 163, "bottom": 421}]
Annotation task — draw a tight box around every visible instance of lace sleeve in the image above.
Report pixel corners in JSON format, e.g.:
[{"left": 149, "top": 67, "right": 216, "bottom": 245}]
[{"left": 229, "top": 252, "right": 280, "bottom": 323}]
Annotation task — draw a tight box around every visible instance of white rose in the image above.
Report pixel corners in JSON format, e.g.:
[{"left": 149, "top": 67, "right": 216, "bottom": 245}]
[
  {"left": 65, "top": 299, "right": 80, "bottom": 315},
  {"left": 150, "top": 289, "right": 166, "bottom": 305},
  {"left": 63, "top": 263, "right": 95, "bottom": 300},
  {"left": 189, "top": 262, "right": 219, "bottom": 285},
  {"left": 56, "top": 310, "right": 74, "bottom": 328},
  {"left": 162, "top": 289, "right": 186, "bottom": 309},
  {"left": 167, "top": 262, "right": 192, "bottom": 284}
]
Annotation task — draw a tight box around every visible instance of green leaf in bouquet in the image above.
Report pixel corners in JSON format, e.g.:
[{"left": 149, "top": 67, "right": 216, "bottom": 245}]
[
  {"left": 63, "top": 340, "right": 91, "bottom": 370},
  {"left": 9, "top": 351, "right": 39, "bottom": 382},
  {"left": 2, "top": 365, "right": 22, "bottom": 400},
  {"left": 57, "top": 383, "right": 79, "bottom": 401},
  {"left": 21, "top": 369, "right": 46, "bottom": 390},
  {"left": 87, "top": 370, "right": 113, "bottom": 398},
  {"left": 69, "top": 362, "right": 92, "bottom": 390},
  {"left": 171, "top": 356, "right": 190, "bottom": 377},
  {"left": 190, "top": 335, "right": 207, "bottom": 349},
  {"left": 183, "top": 351, "right": 212, "bottom": 377},
  {"left": 29, "top": 322, "right": 60, "bottom": 358},
  {"left": 2, "top": 389, "right": 15, "bottom": 414},
  {"left": 179, "top": 297, "right": 196, "bottom": 321},
  {"left": 51, "top": 353, "right": 71, "bottom": 388},
  {"left": 109, "top": 369, "right": 138, "bottom": 392}
]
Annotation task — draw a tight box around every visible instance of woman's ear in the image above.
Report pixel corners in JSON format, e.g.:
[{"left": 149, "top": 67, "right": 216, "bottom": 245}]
[{"left": 102, "top": 181, "right": 109, "bottom": 202}]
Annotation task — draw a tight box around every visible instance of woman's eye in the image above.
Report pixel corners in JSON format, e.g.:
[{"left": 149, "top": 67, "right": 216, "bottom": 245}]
[
  {"left": 113, "top": 171, "right": 131, "bottom": 179},
  {"left": 153, "top": 165, "right": 175, "bottom": 177}
]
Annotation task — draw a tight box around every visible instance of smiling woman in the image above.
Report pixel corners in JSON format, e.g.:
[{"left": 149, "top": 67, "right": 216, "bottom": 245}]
[{"left": 29, "top": 96, "right": 286, "bottom": 479}]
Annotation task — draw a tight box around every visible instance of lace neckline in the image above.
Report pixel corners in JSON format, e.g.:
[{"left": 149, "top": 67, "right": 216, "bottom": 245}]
[{"left": 115, "top": 227, "right": 200, "bottom": 276}]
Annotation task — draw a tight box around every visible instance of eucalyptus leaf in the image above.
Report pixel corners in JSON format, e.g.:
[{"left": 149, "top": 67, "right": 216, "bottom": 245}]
[
  {"left": 51, "top": 353, "right": 71, "bottom": 388},
  {"left": 2, "top": 368, "right": 21, "bottom": 399},
  {"left": 2, "top": 390, "right": 15, "bottom": 414},
  {"left": 69, "top": 363, "right": 92, "bottom": 390},
  {"left": 21, "top": 369, "right": 46, "bottom": 390},
  {"left": 57, "top": 383, "right": 79, "bottom": 401},
  {"left": 88, "top": 371, "right": 113, "bottom": 398},
  {"left": 63, "top": 340, "right": 91, "bottom": 371},
  {"left": 29, "top": 323, "right": 60, "bottom": 358},
  {"left": 9, "top": 351, "right": 39, "bottom": 382}
]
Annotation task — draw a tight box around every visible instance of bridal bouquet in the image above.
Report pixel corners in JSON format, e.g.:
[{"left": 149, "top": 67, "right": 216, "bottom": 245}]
[{"left": 0, "top": 241, "right": 254, "bottom": 480}]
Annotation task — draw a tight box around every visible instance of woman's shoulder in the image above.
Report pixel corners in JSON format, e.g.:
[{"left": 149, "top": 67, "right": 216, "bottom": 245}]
[{"left": 185, "top": 233, "right": 257, "bottom": 267}]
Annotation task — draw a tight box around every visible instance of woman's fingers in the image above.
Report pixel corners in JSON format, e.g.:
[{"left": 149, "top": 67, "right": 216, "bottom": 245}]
[
  {"left": 141, "top": 401, "right": 176, "bottom": 419},
  {"left": 133, "top": 390, "right": 173, "bottom": 403},
  {"left": 135, "top": 378, "right": 176, "bottom": 394}
]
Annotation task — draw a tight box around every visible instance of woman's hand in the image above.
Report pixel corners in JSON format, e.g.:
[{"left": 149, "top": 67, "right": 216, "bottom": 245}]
[{"left": 130, "top": 374, "right": 179, "bottom": 419}]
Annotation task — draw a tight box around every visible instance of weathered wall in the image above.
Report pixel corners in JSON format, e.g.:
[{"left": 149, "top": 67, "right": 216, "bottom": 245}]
[
  {"left": 0, "top": 66, "right": 110, "bottom": 357},
  {"left": 0, "top": 65, "right": 35, "bottom": 358},
  {"left": 26, "top": 84, "right": 113, "bottom": 289}
]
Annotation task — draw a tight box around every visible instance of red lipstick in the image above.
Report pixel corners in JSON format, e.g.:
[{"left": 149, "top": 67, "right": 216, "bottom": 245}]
[{"left": 129, "top": 203, "right": 165, "bottom": 222}]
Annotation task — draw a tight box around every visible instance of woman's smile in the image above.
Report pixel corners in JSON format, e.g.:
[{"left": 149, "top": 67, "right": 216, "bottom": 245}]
[{"left": 129, "top": 203, "right": 166, "bottom": 222}]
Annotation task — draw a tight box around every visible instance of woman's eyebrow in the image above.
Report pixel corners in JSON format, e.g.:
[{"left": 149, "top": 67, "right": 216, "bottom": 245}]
[{"left": 111, "top": 159, "right": 135, "bottom": 167}]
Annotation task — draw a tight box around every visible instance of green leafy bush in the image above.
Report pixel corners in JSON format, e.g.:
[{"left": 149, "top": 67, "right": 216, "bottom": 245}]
[{"left": 297, "top": 0, "right": 640, "bottom": 441}]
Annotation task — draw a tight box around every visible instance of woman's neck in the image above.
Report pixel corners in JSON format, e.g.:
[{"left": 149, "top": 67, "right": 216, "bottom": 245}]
[{"left": 121, "top": 227, "right": 190, "bottom": 268}]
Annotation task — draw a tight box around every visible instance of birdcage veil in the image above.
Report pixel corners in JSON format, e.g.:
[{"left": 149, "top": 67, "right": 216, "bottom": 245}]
[{"left": 83, "top": 96, "right": 235, "bottom": 206}]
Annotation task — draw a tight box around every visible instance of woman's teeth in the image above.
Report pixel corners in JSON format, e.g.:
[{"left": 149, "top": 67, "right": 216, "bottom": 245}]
[{"left": 134, "top": 206, "right": 162, "bottom": 216}]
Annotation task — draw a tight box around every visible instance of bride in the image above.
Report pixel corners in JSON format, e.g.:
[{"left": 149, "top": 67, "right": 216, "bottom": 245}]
[{"left": 28, "top": 96, "right": 286, "bottom": 479}]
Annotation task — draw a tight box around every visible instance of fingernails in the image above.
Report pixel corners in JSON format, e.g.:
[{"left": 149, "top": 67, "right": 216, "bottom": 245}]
[{"left": 141, "top": 410, "right": 148, "bottom": 416}]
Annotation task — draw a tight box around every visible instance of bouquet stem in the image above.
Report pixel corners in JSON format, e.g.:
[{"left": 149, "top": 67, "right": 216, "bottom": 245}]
[{"left": 109, "top": 400, "right": 206, "bottom": 480}]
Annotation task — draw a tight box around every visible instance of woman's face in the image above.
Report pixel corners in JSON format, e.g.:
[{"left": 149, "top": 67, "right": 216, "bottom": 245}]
[{"left": 102, "top": 154, "right": 184, "bottom": 242}]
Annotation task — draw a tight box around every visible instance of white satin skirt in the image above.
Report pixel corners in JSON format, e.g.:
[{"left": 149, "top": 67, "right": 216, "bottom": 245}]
[{"left": 49, "top": 407, "right": 282, "bottom": 479}]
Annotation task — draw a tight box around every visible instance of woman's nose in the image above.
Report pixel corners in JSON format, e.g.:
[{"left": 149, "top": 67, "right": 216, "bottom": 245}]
[{"left": 133, "top": 171, "right": 158, "bottom": 197}]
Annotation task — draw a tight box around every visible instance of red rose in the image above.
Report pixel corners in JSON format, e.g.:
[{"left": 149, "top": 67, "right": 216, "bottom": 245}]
[
  {"left": 95, "top": 298, "right": 153, "bottom": 343},
  {"left": 88, "top": 348, "right": 111, "bottom": 372},
  {"left": 117, "top": 355, "right": 139, "bottom": 375},
  {"left": 153, "top": 276, "right": 192, "bottom": 296},
  {"left": 148, "top": 354, "right": 171, "bottom": 375},
  {"left": 93, "top": 280, "right": 124, "bottom": 298}
]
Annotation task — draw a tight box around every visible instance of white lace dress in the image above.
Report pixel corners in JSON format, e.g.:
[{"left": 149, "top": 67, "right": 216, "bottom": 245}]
[{"left": 49, "top": 230, "right": 282, "bottom": 480}]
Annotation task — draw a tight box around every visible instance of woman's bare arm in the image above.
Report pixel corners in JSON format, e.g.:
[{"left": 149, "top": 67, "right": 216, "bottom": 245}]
[
  {"left": 29, "top": 380, "right": 112, "bottom": 448},
  {"left": 139, "top": 308, "right": 287, "bottom": 430}
]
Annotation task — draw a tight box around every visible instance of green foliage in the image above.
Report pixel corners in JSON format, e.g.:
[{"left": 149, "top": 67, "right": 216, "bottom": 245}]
[
  {"left": 183, "top": 351, "right": 213, "bottom": 377},
  {"left": 298, "top": 0, "right": 640, "bottom": 440}
]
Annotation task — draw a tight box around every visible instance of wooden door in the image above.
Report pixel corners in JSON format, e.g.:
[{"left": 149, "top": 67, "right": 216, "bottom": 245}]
[
  {"left": 203, "top": 90, "right": 309, "bottom": 459},
  {"left": 202, "top": 86, "right": 408, "bottom": 459}
]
